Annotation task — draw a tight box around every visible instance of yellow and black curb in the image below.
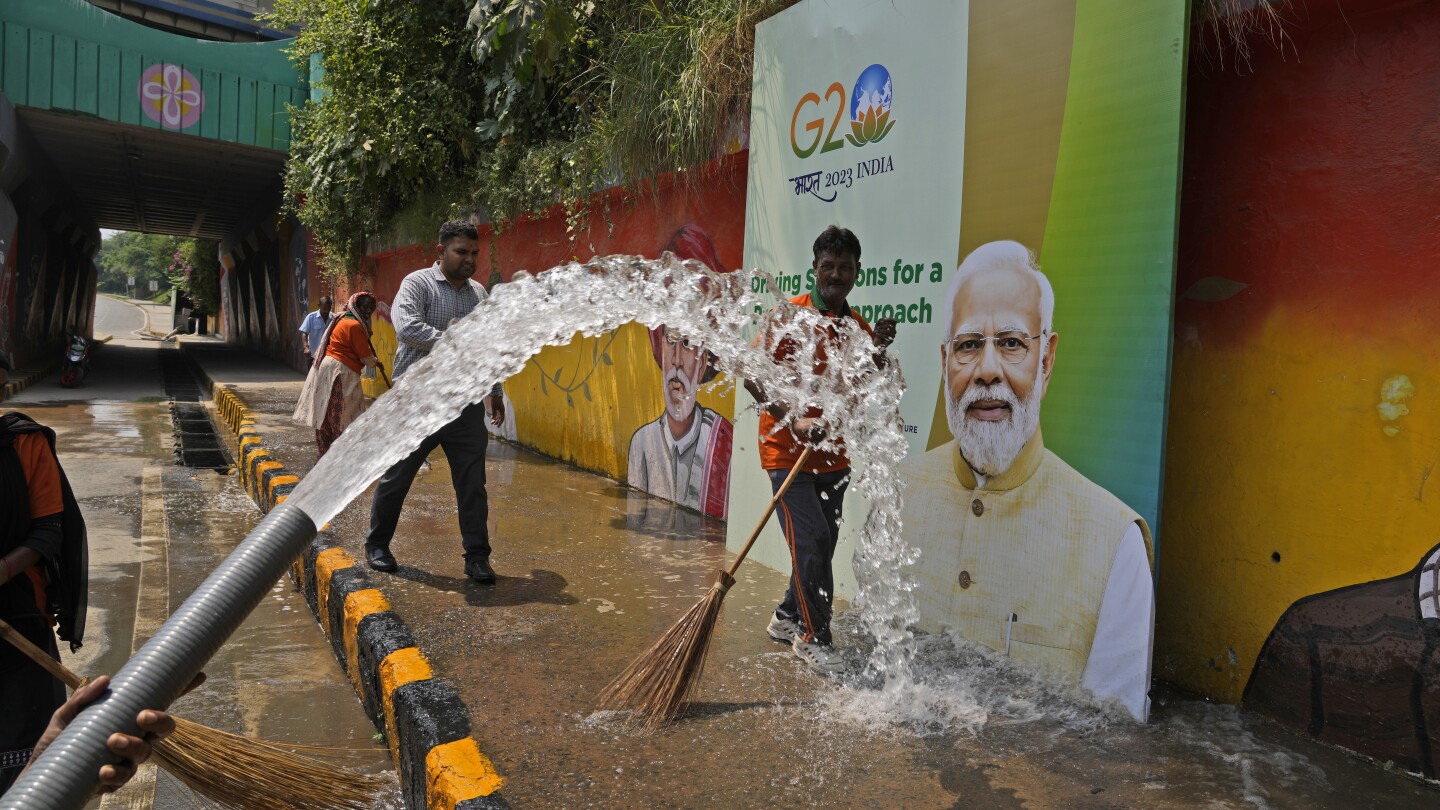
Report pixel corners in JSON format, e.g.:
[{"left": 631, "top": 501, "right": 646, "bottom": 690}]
[
  {"left": 185, "top": 349, "right": 507, "bottom": 810},
  {"left": 1, "top": 361, "right": 57, "bottom": 402}
]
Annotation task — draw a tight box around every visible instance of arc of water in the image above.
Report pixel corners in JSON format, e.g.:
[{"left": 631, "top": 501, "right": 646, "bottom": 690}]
[{"left": 3, "top": 255, "right": 915, "bottom": 808}]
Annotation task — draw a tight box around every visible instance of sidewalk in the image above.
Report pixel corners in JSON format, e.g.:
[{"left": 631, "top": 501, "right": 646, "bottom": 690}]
[{"left": 178, "top": 337, "right": 505, "bottom": 810}]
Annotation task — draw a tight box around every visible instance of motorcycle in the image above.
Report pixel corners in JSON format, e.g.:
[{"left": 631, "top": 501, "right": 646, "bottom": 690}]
[{"left": 58, "top": 334, "right": 91, "bottom": 388}]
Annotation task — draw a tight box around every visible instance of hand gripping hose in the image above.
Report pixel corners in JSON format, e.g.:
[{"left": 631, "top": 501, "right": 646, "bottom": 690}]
[{"left": 0, "top": 502, "right": 317, "bottom": 809}]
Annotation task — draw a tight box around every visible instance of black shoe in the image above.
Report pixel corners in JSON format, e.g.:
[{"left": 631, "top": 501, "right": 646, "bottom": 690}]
[
  {"left": 366, "top": 546, "right": 398, "bottom": 572},
  {"left": 464, "top": 557, "right": 496, "bottom": 584}
]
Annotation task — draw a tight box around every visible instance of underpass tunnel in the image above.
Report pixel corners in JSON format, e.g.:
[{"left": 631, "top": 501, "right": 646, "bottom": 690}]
[{"left": 0, "top": 0, "right": 305, "bottom": 371}]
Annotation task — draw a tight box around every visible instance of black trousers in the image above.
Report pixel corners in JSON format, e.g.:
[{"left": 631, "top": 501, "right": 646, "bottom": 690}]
[
  {"left": 366, "top": 402, "right": 492, "bottom": 561},
  {"left": 770, "top": 467, "right": 850, "bottom": 646},
  {"left": 0, "top": 612, "right": 64, "bottom": 793}
]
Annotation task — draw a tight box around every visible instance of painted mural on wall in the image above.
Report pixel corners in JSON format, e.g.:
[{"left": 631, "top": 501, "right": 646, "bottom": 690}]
[
  {"left": 1154, "top": 0, "right": 1440, "bottom": 774},
  {"left": 349, "top": 157, "right": 746, "bottom": 519},
  {"left": 735, "top": 0, "right": 1184, "bottom": 720},
  {"left": 624, "top": 225, "right": 734, "bottom": 521},
  {"left": 288, "top": 223, "right": 311, "bottom": 369},
  {"left": 138, "top": 64, "right": 205, "bottom": 131},
  {"left": 1243, "top": 541, "right": 1440, "bottom": 777}
]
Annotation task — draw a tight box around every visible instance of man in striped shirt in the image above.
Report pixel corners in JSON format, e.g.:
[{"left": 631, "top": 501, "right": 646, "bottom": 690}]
[{"left": 365, "top": 220, "right": 507, "bottom": 584}]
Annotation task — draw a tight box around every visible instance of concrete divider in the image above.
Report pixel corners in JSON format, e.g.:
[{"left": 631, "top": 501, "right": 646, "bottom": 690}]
[
  {"left": 1, "top": 361, "right": 57, "bottom": 401},
  {"left": 188, "top": 354, "right": 507, "bottom": 810}
]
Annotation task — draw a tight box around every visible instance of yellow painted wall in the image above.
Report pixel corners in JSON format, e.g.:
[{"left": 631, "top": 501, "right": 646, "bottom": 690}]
[
  {"left": 1158, "top": 303, "right": 1439, "bottom": 702},
  {"left": 507, "top": 322, "right": 736, "bottom": 481}
]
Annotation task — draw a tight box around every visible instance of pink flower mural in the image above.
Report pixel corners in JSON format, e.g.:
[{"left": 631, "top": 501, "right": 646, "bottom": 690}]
[{"left": 138, "top": 64, "right": 205, "bottom": 130}]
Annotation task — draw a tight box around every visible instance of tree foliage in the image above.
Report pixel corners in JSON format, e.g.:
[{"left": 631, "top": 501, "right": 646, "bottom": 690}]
[
  {"left": 177, "top": 240, "right": 222, "bottom": 316},
  {"left": 267, "top": 0, "right": 799, "bottom": 278},
  {"left": 96, "top": 232, "right": 220, "bottom": 312},
  {"left": 96, "top": 232, "right": 179, "bottom": 297}
]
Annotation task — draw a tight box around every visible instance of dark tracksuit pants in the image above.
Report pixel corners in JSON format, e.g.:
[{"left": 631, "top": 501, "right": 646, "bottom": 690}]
[
  {"left": 0, "top": 608, "right": 64, "bottom": 793},
  {"left": 366, "top": 402, "right": 492, "bottom": 562},
  {"left": 770, "top": 467, "right": 849, "bottom": 646}
]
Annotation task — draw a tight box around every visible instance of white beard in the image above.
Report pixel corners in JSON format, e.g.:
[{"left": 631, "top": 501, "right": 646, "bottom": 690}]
[
  {"left": 946, "top": 365, "right": 1043, "bottom": 477},
  {"left": 664, "top": 369, "right": 701, "bottom": 426}
]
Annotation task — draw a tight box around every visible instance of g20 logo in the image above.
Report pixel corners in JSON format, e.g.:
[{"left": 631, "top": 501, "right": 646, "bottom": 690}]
[{"left": 790, "top": 64, "right": 895, "bottom": 159}]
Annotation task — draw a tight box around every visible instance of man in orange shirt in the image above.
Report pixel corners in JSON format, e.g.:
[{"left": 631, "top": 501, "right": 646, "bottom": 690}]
[{"left": 744, "top": 226, "right": 896, "bottom": 673}]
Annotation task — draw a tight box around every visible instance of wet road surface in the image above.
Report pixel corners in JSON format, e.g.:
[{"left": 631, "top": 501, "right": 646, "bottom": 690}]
[
  {"left": 218, "top": 365, "right": 1440, "bottom": 810},
  {"left": 7, "top": 300, "right": 395, "bottom": 808}
]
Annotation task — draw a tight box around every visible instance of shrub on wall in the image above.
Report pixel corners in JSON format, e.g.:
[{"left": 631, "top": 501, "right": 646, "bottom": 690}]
[{"left": 267, "top": 0, "right": 799, "bottom": 279}]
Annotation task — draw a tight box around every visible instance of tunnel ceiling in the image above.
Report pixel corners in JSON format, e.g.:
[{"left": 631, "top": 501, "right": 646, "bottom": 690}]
[{"left": 19, "top": 109, "right": 286, "bottom": 240}]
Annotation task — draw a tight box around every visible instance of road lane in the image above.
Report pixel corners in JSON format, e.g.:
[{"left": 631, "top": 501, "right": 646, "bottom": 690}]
[{"left": 93, "top": 295, "right": 146, "bottom": 338}]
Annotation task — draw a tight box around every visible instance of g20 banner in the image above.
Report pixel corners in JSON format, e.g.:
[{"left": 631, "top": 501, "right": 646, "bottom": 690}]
[{"left": 730, "top": 0, "right": 1185, "bottom": 719}]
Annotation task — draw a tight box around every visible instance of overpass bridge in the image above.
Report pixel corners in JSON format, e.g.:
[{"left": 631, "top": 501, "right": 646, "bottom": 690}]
[{"left": 0, "top": 0, "right": 306, "bottom": 368}]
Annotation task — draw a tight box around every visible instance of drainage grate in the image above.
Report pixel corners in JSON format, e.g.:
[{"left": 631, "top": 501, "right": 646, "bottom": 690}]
[{"left": 161, "top": 350, "right": 232, "bottom": 470}]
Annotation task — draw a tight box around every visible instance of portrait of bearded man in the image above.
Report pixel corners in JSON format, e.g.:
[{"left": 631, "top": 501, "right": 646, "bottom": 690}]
[
  {"left": 626, "top": 325, "right": 732, "bottom": 520},
  {"left": 901, "top": 240, "right": 1156, "bottom": 722}
]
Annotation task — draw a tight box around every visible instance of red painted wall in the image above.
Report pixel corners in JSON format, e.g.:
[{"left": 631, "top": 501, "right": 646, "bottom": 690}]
[
  {"left": 1158, "top": 0, "right": 1440, "bottom": 771},
  {"left": 360, "top": 152, "right": 748, "bottom": 299}
]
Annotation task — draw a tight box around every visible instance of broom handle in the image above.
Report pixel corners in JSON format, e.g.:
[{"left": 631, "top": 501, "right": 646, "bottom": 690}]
[
  {"left": 725, "top": 446, "right": 814, "bottom": 578},
  {"left": 0, "top": 617, "right": 84, "bottom": 690}
]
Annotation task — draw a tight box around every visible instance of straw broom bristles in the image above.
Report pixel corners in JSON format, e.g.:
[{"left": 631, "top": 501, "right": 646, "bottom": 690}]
[
  {"left": 153, "top": 718, "right": 385, "bottom": 810},
  {"left": 600, "top": 447, "right": 812, "bottom": 728},
  {"left": 600, "top": 570, "right": 734, "bottom": 728},
  {"left": 0, "top": 618, "right": 387, "bottom": 809}
]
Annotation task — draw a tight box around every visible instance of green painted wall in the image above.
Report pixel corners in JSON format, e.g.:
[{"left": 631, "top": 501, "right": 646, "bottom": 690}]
[{"left": 0, "top": 0, "right": 304, "bottom": 150}]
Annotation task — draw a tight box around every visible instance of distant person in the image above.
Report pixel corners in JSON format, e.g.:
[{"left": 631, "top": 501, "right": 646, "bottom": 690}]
[
  {"left": 298, "top": 295, "right": 333, "bottom": 366},
  {"left": 901, "top": 241, "right": 1154, "bottom": 722},
  {"left": 744, "top": 225, "right": 896, "bottom": 674},
  {"left": 364, "top": 220, "right": 507, "bottom": 584},
  {"left": 292, "top": 293, "right": 379, "bottom": 458},
  {"left": 0, "top": 352, "right": 88, "bottom": 793}
]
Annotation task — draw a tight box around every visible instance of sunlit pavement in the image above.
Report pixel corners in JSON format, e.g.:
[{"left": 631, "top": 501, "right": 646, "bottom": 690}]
[
  {"left": 6, "top": 297, "right": 394, "bottom": 809},
  {"left": 182, "top": 338, "right": 1440, "bottom": 809}
]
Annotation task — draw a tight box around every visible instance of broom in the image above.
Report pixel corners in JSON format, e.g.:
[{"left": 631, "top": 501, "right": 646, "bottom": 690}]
[
  {"left": 600, "top": 446, "right": 814, "bottom": 728},
  {"left": 0, "top": 618, "right": 387, "bottom": 810}
]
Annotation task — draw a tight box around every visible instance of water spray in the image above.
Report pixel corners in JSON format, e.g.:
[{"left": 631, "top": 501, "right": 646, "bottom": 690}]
[{"left": 3, "top": 256, "right": 915, "bottom": 806}]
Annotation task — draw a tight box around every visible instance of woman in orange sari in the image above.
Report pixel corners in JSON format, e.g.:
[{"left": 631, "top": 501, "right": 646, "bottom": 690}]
[{"left": 292, "top": 292, "right": 378, "bottom": 457}]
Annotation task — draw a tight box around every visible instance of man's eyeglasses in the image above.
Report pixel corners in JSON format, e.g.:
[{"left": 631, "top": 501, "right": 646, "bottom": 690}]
[{"left": 944, "top": 331, "right": 1043, "bottom": 365}]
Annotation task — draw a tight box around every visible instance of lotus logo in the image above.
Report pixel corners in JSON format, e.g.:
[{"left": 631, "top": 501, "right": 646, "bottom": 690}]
[
  {"left": 847, "top": 64, "right": 894, "bottom": 147},
  {"left": 789, "top": 64, "right": 897, "bottom": 159}
]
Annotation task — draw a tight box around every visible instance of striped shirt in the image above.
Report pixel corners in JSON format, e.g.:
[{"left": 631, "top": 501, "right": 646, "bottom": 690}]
[{"left": 391, "top": 263, "right": 503, "bottom": 396}]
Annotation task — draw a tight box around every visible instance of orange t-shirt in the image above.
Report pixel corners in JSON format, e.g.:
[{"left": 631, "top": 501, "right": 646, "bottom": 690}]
[
  {"left": 14, "top": 431, "right": 63, "bottom": 613},
  {"left": 757, "top": 293, "right": 874, "bottom": 472},
  {"left": 324, "top": 318, "right": 373, "bottom": 374},
  {"left": 16, "top": 433, "right": 63, "bottom": 519}
]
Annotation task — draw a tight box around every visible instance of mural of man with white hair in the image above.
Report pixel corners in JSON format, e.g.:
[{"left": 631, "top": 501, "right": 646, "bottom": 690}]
[{"left": 902, "top": 240, "right": 1156, "bottom": 721}]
